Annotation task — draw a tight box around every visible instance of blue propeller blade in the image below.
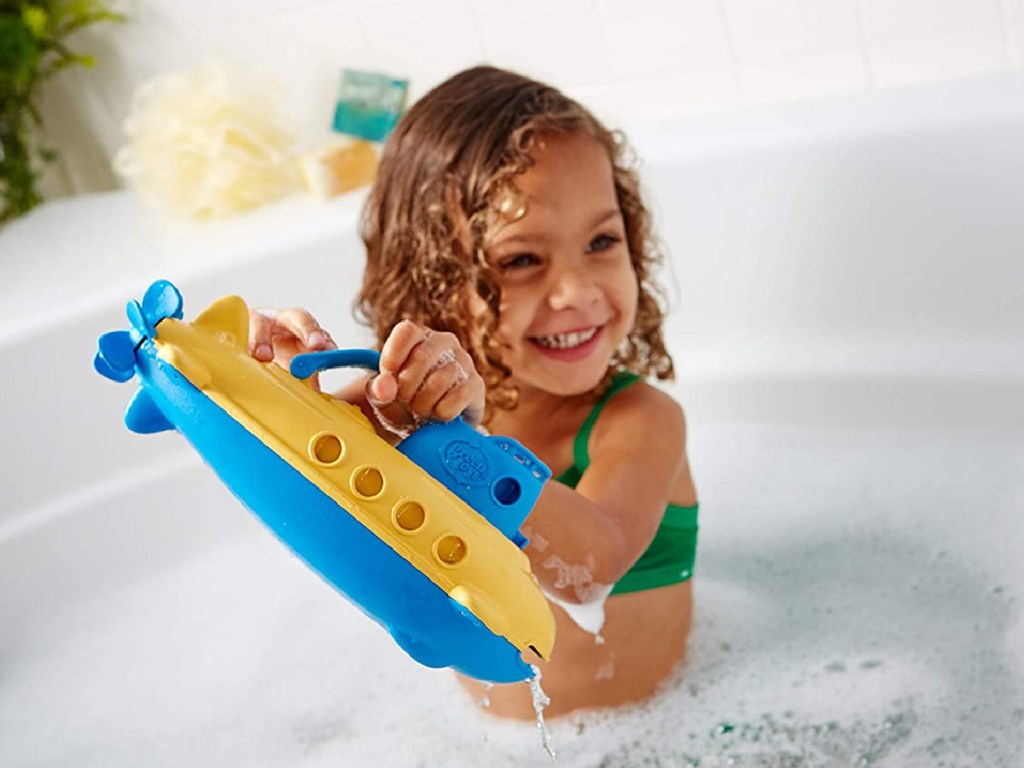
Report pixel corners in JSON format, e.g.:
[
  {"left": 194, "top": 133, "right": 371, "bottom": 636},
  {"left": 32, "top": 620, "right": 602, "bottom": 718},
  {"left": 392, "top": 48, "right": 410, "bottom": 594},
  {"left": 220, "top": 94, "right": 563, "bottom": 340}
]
[
  {"left": 142, "top": 280, "right": 184, "bottom": 325},
  {"left": 95, "top": 279, "right": 182, "bottom": 385},
  {"left": 94, "top": 330, "right": 137, "bottom": 382},
  {"left": 126, "top": 299, "right": 155, "bottom": 339},
  {"left": 93, "top": 352, "right": 134, "bottom": 383}
]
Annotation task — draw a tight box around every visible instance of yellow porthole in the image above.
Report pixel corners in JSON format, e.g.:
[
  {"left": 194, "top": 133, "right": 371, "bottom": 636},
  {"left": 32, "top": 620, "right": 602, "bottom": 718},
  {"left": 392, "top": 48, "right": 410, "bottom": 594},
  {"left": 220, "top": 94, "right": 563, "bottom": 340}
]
[
  {"left": 392, "top": 500, "right": 426, "bottom": 533},
  {"left": 309, "top": 432, "right": 344, "bottom": 466},
  {"left": 433, "top": 534, "right": 467, "bottom": 566},
  {"left": 351, "top": 466, "right": 385, "bottom": 498}
]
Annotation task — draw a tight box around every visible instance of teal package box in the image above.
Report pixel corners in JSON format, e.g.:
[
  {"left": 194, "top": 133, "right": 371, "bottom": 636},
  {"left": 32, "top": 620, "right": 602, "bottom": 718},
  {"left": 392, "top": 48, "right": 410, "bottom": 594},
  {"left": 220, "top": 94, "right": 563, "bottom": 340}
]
[{"left": 333, "top": 69, "right": 409, "bottom": 142}]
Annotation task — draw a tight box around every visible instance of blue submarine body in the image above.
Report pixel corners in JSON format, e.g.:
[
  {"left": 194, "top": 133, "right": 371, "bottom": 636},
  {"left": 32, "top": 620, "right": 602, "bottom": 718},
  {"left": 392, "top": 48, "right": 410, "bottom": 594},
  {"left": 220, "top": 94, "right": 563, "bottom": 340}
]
[{"left": 94, "top": 280, "right": 555, "bottom": 683}]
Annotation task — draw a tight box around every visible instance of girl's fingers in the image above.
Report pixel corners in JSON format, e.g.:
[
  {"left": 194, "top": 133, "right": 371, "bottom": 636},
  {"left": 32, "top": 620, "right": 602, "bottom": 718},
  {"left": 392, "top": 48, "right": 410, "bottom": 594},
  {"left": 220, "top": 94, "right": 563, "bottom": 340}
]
[
  {"left": 405, "top": 345, "right": 484, "bottom": 424},
  {"left": 393, "top": 329, "right": 463, "bottom": 404},
  {"left": 407, "top": 356, "right": 468, "bottom": 417},
  {"left": 365, "top": 376, "right": 419, "bottom": 438},
  {"left": 248, "top": 307, "right": 337, "bottom": 363},
  {"left": 425, "top": 371, "right": 485, "bottom": 424},
  {"left": 273, "top": 308, "right": 336, "bottom": 351},
  {"left": 376, "top": 321, "right": 485, "bottom": 427},
  {"left": 379, "top": 320, "right": 432, "bottom": 376},
  {"left": 435, "top": 351, "right": 485, "bottom": 424},
  {"left": 368, "top": 371, "right": 399, "bottom": 404},
  {"left": 248, "top": 312, "right": 276, "bottom": 361},
  {"left": 435, "top": 377, "right": 484, "bottom": 424}
]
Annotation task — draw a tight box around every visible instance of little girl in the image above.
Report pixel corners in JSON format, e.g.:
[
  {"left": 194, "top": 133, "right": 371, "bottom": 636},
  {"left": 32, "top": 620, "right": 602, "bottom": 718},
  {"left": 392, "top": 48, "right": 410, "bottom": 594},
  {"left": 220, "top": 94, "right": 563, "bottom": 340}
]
[{"left": 249, "top": 66, "right": 699, "bottom": 719}]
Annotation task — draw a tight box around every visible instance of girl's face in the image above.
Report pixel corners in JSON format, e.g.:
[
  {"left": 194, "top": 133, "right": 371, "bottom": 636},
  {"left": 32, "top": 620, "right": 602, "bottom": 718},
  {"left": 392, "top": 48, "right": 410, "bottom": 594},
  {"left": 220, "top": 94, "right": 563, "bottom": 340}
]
[{"left": 490, "top": 132, "right": 638, "bottom": 398}]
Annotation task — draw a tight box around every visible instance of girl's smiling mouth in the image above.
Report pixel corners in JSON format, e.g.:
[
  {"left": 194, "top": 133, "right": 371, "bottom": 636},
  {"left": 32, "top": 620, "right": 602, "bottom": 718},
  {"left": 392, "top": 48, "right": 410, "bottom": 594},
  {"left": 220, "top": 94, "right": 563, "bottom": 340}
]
[{"left": 528, "top": 325, "right": 605, "bottom": 360}]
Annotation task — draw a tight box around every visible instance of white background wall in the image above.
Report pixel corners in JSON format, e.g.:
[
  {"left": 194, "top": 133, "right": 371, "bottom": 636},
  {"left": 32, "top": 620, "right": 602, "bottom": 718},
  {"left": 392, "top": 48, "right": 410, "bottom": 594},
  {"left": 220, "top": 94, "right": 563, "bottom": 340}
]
[{"left": 39, "top": 0, "right": 1024, "bottom": 197}]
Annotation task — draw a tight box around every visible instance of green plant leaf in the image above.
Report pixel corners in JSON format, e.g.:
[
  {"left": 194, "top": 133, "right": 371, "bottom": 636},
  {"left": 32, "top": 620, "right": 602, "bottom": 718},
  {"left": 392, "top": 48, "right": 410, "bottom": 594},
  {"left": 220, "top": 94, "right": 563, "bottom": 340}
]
[
  {"left": 1, "top": 0, "right": 126, "bottom": 225},
  {"left": 21, "top": 6, "right": 49, "bottom": 39},
  {"left": 0, "top": 16, "right": 41, "bottom": 89}
]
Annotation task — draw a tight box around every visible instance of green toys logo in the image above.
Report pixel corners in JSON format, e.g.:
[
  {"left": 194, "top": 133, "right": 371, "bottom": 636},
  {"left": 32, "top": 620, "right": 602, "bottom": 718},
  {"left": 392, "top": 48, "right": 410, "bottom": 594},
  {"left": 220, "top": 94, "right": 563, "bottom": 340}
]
[{"left": 441, "top": 441, "right": 490, "bottom": 486}]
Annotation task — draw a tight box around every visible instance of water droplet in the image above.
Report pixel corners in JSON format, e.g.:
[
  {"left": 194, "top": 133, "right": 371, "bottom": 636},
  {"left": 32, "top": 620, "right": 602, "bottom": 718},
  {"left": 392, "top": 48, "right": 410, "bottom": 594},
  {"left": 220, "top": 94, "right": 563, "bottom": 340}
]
[{"left": 526, "top": 665, "right": 556, "bottom": 762}]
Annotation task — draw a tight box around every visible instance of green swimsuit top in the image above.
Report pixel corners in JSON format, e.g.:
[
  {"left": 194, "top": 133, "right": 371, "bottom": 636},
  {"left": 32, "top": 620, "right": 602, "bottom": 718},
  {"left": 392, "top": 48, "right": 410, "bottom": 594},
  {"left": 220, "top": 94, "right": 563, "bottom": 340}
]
[{"left": 553, "top": 371, "right": 699, "bottom": 596}]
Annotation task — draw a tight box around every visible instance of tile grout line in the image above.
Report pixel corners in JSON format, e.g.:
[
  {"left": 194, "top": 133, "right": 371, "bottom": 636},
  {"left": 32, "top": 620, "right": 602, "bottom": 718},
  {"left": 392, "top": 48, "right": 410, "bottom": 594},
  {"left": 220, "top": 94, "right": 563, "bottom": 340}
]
[
  {"left": 715, "top": 0, "right": 747, "bottom": 105},
  {"left": 852, "top": 0, "right": 878, "bottom": 89}
]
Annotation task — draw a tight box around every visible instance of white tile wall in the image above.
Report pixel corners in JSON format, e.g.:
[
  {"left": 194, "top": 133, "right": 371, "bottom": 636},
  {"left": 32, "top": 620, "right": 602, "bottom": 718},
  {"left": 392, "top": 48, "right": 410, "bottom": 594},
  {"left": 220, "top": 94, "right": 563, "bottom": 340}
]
[
  {"left": 859, "top": 0, "right": 1009, "bottom": 86},
  {"left": 475, "top": 0, "right": 614, "bottom": 89},
  {"left": 857, "top": 0, "right": 1003, "bottom": 42},
  {"left": 868, "top": 28, "right": 1008, "bottom": 87},
  {"left": 598, "top": 0, "right": 734, "bottom": 79},
  {"left": 38, "top": 0, "right": 1023, "bottom": 196},
  {"left": 739, "top": 50, "right": 870, "bottom": 104},
  {"left": 359, "top": 0, "right": 484, "bottom": 100},
  {"left": 723, "top": 0, "right": 863, "bottom": 62},
  {"left": 615, "top": 69, "right": 742, "bottom": 123},
  {"left": 1002, "top": 0, "right": 1024, "bottom": 67}
]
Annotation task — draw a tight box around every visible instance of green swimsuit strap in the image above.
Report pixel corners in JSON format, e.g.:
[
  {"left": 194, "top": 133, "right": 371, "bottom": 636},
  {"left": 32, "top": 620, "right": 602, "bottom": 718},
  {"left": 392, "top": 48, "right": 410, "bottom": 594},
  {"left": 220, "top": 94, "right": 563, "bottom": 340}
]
[{"left": 570, "top": 371, "right": 643, "bottom": 473}]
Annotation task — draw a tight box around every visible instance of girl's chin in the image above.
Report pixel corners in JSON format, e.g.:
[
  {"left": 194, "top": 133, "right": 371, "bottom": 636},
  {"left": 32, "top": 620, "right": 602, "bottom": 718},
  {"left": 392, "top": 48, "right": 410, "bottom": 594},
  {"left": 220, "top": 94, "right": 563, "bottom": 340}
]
[
  {"left": 512, "top": 362, "right": 609, "bottom": 397},
  {"left": 506, "top": 331, "right": 620, "bottom": 394}
]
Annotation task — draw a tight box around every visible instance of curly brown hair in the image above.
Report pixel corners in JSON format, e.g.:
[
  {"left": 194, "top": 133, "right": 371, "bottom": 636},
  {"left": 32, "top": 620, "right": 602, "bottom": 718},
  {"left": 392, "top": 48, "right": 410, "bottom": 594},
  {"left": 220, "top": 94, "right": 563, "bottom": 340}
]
[{"left": 356, "top": 66, "right": 673, "bottom": 422}]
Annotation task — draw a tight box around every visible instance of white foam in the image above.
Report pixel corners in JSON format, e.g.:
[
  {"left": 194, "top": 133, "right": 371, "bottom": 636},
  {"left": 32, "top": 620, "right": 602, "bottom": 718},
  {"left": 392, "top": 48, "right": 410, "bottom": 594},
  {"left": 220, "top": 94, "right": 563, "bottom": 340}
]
[
  {"left": 3, "top": 422, "right": 1021, "bottom": 767},
  {"left": 542, "top": 585, "right": 612, "bottom": 636}
]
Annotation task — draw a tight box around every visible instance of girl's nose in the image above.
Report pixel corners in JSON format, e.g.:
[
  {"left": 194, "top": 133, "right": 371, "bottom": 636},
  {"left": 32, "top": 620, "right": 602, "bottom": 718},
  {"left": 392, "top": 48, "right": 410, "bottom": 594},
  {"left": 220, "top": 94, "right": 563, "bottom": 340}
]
[{"left": 547, "top": 266, "right": 601, "bottom": 311}]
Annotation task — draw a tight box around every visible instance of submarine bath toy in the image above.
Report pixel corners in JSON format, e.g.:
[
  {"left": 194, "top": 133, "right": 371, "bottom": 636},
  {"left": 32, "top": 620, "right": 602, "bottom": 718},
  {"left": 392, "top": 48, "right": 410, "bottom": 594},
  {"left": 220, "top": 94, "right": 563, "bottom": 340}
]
[{"left": 94, "top": 280, "right": 555, "bottom": 683}]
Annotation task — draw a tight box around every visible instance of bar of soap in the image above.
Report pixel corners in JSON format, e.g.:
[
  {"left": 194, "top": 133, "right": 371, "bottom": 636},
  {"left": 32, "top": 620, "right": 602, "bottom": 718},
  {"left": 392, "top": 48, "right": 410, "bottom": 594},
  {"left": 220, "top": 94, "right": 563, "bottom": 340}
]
[{"left": 298, "top": 138, "right": 378, "bottom": 199}]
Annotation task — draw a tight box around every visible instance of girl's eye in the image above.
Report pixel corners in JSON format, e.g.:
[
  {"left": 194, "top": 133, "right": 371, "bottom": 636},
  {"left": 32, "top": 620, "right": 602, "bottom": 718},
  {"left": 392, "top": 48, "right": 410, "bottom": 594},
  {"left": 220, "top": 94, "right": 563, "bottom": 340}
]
[
  {"left": 586, "top": 233, "right": 620, "bottom": 253},
  {"left": 500, "top": 253, "right": 540, "bottom": 270}
]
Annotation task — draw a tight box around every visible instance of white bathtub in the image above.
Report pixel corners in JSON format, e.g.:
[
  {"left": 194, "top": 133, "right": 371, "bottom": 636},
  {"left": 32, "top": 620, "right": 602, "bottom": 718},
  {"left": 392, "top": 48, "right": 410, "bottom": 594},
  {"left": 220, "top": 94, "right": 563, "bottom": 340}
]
[{"left": 2, "top": 72, "right": 1022, "bottom": 767}]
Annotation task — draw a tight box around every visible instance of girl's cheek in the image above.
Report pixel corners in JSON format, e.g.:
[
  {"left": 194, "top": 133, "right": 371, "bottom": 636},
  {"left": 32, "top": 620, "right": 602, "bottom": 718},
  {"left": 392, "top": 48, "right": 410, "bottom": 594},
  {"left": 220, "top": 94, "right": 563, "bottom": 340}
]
[
  {"left": 493, "top": 319, "right": 515, "bottom": 349},
  {"left": 495, "top": 297, "right": 531, "bottom": 342},
  {"left": 494, "top": 297, "right": 515, "bottom": 342}
]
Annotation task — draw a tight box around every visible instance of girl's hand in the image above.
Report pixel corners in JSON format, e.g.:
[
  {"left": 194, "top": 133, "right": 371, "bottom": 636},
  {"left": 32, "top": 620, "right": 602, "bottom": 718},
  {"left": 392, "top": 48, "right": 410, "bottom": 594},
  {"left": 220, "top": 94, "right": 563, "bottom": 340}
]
[
  {"left": 367, "top": 320, "right": 485, "bottom": 431},
  {"left": 247, "top": 307, "right": 336, "bottom": 390}
]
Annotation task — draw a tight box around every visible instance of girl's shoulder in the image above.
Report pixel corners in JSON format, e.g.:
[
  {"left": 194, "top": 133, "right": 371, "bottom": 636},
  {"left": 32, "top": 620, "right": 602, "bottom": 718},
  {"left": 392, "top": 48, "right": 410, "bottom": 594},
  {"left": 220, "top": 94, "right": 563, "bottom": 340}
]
[{"left": 591, "top": 377, "right": 687, "bottom": 454}]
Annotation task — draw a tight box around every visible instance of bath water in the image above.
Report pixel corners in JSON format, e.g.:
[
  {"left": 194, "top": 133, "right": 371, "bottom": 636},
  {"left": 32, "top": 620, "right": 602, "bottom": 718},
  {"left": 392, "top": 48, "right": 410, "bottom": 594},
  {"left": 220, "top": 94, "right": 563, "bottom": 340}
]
[
  {"left": 2, "top": 418, "right": 1021, "bottom": 767},
  {"left": 528, "top": 664, "right": 557, "bottom": 762}
]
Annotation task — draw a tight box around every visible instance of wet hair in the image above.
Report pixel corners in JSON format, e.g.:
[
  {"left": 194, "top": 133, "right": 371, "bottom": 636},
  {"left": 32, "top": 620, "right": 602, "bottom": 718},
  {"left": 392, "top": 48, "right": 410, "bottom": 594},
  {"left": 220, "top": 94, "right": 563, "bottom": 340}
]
[{"left": 356, "top": 65, "right": 674, "bottom": 421}]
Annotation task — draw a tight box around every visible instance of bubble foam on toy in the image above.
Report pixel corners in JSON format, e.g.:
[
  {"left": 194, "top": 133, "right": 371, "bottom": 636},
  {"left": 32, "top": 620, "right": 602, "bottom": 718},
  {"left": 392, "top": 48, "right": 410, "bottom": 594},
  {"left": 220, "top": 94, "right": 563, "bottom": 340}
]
[{"left": 93, "top": 280, "right": 555, "bottom": 683}]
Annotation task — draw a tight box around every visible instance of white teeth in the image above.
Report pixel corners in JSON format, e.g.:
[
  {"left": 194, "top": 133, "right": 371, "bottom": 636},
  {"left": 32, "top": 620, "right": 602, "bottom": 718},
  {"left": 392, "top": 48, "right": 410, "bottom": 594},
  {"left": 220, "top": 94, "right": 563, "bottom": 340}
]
[{"left": 534, "top": 327, "right": 599, "bottom": 350}]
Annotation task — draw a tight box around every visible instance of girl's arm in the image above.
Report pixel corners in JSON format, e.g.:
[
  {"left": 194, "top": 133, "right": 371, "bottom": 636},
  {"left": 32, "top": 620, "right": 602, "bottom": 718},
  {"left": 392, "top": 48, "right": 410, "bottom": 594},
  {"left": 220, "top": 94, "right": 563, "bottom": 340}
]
[{"left": 523, "top": 386, "right": 690, "bottom": 603}]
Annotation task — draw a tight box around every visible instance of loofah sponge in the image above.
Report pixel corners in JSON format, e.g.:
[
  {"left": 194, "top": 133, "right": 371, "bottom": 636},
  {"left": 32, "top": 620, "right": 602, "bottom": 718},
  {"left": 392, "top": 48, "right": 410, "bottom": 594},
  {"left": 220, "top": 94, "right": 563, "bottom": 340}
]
[{"left": 114, "top": 62, "right": 301, "bottom": 219}]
